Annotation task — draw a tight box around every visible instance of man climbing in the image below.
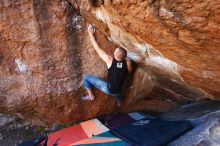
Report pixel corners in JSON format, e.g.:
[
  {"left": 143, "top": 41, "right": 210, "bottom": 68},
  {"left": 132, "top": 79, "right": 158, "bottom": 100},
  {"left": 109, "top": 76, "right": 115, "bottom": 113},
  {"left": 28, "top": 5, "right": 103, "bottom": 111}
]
[{"left": 81, "top": 25, "right": 132, "bottom": 107}]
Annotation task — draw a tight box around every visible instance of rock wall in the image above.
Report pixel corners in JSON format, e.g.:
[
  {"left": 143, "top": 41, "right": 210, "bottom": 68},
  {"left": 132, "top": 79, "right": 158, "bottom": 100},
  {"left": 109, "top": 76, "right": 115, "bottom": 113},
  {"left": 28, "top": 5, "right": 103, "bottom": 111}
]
[
  {"left": 73, "top": 0, "right": 220, "bottom": 98},
  {"left": 0, "top": 0, "right": 220, "bottom": 125},
  {"left": 0, "top": 0, "right": 117, "bottom": 125}
]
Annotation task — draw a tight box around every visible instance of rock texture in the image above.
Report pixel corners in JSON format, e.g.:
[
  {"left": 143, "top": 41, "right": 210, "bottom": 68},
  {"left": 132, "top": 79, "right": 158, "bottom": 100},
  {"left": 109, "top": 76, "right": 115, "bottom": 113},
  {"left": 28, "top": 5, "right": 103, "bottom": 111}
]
[
  {"left": 74, "top": 0, "right": 220, "bottom": 98},
  {"left": 161, "top": 100, "right": 220, "bottom": 146},
  {"left": 0, "top": 0, "right": 220, "bottom": 125},
  {"left": 0, "top": 114, "right": 50, "bottom": 146},
  {"left": 0, "top": 0, "right": 117, "bottom": 125},
  {"left": 163, "top": 100, "right": 220, "bottom": 146},
  {"left": 169, "top": 110, "right": 220, "bottom": 146}
]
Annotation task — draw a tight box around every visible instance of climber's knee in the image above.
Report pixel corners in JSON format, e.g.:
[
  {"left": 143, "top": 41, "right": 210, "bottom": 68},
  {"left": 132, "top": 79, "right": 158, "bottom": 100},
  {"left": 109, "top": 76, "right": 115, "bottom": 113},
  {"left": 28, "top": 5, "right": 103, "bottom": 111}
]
[{"left": 83, "top": 75, "right": 93, "bottom": 89}]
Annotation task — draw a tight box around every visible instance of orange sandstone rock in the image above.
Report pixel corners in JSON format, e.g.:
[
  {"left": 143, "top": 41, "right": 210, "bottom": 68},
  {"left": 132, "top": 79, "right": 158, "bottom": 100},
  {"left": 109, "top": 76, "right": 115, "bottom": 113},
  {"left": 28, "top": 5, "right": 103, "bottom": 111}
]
[{"left": 0, "top": 0, "right": 219, "bottom": 125}]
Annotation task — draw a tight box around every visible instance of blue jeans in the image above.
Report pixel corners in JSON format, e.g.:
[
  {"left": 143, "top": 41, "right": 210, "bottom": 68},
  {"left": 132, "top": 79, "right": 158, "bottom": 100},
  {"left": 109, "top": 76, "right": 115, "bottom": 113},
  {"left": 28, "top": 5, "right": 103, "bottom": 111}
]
[{"left": 83, "top": 74, "right": 122, "bottom": 102}]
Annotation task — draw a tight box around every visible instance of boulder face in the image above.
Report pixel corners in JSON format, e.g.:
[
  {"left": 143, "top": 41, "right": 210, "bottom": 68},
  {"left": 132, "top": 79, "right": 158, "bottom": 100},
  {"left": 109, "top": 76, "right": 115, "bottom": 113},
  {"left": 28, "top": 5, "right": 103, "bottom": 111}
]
[
  {"left": 0, "top": 0, "right": 220, "bottom": 125},
  {"left": 74, "top": 0, "right": 220, "bottom": 98},
  {"left": 0, "top": 0, "right": 117, "bottom": 125}
]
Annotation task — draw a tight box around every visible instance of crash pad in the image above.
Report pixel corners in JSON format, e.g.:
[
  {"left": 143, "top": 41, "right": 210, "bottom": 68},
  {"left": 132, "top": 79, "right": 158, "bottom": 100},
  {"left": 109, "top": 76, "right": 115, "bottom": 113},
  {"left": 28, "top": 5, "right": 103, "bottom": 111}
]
[{"left": 111, "top": 118, "right": 193, "bottom": 146}]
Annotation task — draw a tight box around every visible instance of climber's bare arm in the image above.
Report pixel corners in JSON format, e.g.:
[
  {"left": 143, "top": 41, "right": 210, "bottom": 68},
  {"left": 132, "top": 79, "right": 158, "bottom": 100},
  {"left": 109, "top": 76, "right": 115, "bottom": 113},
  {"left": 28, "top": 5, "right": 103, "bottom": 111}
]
[
  {"left": 125, "top": 58, "right": 132, "bottom": 72},
  {"left": 88, "top": 25, "right": 112, "bottom": 67}
]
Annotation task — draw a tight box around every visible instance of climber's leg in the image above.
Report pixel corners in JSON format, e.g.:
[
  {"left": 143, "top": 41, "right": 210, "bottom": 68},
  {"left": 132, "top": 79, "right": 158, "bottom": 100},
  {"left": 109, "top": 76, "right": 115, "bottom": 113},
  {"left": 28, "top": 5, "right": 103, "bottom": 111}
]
[
  {"left": 82, "top": 75, "right": 95, "bottom": 100},
  {"left": 115, "top": 95, "right": 123, "bottom": 107},
  {"left": 82, "top": 74, "right": 122, "bottom": 107},
  {"left": 110, "top": 94, "right": 122, "bottom": 107},
  {"left": 81, "top": 89, "right": 94, "bottom": 100},
  {"left": 82, "top": 74, "right": 110, "bottom": 100}
]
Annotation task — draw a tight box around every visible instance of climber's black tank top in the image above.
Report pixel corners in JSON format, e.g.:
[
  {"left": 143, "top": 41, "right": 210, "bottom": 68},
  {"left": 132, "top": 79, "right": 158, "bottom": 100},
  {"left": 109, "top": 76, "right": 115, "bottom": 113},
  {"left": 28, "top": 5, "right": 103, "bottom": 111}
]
[{"left": 107, "top": 58, "right": 128, "bottom": 94}]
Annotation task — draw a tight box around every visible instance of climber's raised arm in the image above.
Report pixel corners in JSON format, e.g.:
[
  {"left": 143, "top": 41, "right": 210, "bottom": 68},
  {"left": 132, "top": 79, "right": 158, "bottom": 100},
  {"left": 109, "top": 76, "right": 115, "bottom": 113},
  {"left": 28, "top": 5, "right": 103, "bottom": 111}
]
[
  {"left": 88, "top": 25, "right": 112, "bottom": 67},
  {"left": 82, "top": 26, "right": 132, "bottom": 107}
]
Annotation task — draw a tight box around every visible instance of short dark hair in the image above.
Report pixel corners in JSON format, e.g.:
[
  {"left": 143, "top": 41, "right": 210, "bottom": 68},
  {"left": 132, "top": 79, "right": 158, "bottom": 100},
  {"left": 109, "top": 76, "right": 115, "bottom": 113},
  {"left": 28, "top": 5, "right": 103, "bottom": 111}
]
[{"left": 117, "top": 47, "right": 127, "bottom": 60}]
